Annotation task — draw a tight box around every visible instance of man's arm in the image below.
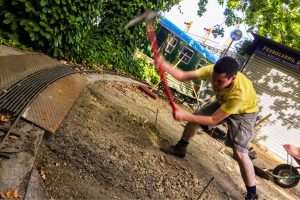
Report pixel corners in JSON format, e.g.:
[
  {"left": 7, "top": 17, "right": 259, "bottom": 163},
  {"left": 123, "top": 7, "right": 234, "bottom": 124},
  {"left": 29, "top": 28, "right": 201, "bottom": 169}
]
[
  {"left": 174, "top": 99, "right": 243, "bottom": 125},
  {"left": 157, "top": 57, "right": 202, "bottom": 81},
  {"left": 174, "top": 106, "right": 230, "bottom": 126}
]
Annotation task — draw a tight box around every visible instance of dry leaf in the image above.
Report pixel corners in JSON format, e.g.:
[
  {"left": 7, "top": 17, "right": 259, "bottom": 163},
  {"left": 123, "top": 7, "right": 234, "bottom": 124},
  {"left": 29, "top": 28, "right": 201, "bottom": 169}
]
[
  {"left": 12, "top": 190, "right": 19, "bottom": 198},
  {"left": 1, "top": 189, "right": 19, "bottom": 199},
  {"left": 0, "top": 114, "right": 10, "bottom": 123},
  {"left": 5, "top": 191, "right": 13, "bottom": 198}
]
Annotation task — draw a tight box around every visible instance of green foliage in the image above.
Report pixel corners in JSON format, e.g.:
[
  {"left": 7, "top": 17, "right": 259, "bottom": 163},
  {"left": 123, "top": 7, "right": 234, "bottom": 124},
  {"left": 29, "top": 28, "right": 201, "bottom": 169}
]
[
  {"left": 223, "top": 8, "right": 242, "bottom": 26},
  {"left": 0, "top": 36, "right": 28, "bottom": 50},
  {"left": 217, "top": 0, "right": 225, "bottom": 5},
  {"left": 0, "top": 0, "right": 103, "bottom": 59},
  {"left": 0, "top": 0, "right": 180, "bottom": 84},
  {"left": 97, "top": 1, "right": 180, "bottom": 54},
  {"left": 197, "top": 0, "right": 208, "bottom": 17},
  {"left": 134, "top": 59, "right": 160, "bottom": 84},
  {"left": 243, "top": 0, "right": 300, "bottom": 49},
  {"left": 226, "top": 0, "right": 244, "bottom": 10},
  {"left": 235, "top": 39, "right": 253, "bottom": 56},
  {"left": 80, "top": 30, "right": 159, "bottom": 84},
  {"left": 211, "top": 24, "right": 224, "bottom": 38},
  {"left": 81, "top": 0, "right": 179, "bottom": 83},
  {"left": 223, "top": 0, "right": 300, "bottom": 49},
  {"left": 197, "top": 0, "right": 300, "bottom": 49}
]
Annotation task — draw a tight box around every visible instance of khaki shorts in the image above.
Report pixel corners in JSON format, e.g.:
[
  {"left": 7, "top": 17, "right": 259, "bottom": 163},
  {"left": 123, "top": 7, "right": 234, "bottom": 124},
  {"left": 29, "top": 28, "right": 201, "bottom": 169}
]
[{"left": 193, "top": 101, "right": 257, "bottom": 153}]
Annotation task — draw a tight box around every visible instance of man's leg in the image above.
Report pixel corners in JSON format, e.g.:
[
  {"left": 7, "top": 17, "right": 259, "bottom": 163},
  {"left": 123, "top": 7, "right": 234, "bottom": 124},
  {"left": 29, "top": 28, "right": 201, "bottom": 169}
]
[
  {"left": 227, "top": 113, "right": 258, "bottom": 199},
  {"left": 233, "top": 150, "right": 257, "bottom": 199},
  {"left": 161, "top": 101, "right": 220, "bottom": 158},
  {"left": 181, "top": 122, "right": 200, "bottom": 141}
]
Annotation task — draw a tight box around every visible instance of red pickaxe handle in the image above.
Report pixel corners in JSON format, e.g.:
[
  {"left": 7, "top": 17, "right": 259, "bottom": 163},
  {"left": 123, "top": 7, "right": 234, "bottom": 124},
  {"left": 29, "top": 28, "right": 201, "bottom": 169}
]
[{"left": 146, "top": 23, "right": 177, "bottom": 114}]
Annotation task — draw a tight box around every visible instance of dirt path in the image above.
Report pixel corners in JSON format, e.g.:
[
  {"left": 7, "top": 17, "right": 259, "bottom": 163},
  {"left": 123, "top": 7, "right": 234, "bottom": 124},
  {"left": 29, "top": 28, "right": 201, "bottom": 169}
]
[{"left": 35, "top": 76, "right": 300, "bottom": 200}]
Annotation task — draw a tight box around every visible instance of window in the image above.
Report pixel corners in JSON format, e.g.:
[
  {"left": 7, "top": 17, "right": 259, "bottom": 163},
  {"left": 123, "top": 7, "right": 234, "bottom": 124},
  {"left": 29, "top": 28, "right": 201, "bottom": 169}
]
[
  {"left": 179, "top": 46, "right": 194, "bottom": 64},
  {"left": 165, "top": 37, "right": 178, "bottom": 53},
  {"left": 198, "top": 58, "right": 209, "bottom": 67}
]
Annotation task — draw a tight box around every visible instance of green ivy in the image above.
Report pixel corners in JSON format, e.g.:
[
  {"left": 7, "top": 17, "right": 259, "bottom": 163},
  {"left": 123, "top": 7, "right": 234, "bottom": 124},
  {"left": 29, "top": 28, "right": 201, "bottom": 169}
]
[
  {"left": 0, "top": 0, "right": 180, "bottom": 84},
  {"left": 81, "top": 32, "right": 159, "bottom": 84},
  {"left": 0, "top": 0, "right": 103, "bottom": 59}
]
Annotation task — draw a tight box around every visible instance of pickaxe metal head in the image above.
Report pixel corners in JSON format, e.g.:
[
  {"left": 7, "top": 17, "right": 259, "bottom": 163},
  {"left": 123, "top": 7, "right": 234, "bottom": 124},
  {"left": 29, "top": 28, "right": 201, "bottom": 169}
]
[{"left": 125, "top": 10, "right": 160, "bottom": 29}]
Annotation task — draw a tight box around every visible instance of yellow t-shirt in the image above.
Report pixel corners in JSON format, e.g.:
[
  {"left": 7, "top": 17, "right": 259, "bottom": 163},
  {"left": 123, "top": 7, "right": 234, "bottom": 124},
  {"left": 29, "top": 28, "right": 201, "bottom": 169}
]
[{"left": 195, "top": 65, "right": 258, "bottom": 114}]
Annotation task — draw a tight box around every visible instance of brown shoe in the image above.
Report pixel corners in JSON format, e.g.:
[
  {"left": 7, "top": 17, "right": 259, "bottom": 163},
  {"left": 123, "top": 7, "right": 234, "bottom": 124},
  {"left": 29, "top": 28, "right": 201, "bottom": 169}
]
[{"left": 160, "top": 145, "right": 186, "bottom": 158}]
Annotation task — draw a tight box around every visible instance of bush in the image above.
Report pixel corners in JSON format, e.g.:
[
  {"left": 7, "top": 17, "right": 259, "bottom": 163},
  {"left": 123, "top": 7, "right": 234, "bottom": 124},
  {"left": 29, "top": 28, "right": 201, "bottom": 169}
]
[
  {"left": 0, "top": 0, "right": 103, "bottom": 59},
  {"left": 0, "top": 0, "right": 180, "bottom": 84},
  {"left": 82, "top": 32, "right": 159, "bottom": 84},
  {"left": 134, "top": 59, "right": 160, "bottom": 84}
]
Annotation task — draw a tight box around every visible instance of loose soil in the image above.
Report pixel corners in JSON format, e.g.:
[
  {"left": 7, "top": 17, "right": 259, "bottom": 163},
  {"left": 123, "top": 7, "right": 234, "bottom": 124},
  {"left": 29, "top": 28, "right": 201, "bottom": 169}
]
[{"left": 35, "top": 77, "right": 300, "bottom": 200}]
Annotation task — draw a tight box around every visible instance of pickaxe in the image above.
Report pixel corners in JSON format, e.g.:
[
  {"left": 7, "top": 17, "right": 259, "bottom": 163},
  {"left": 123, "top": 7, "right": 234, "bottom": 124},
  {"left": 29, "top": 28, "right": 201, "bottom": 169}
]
[
  {"left": 125, "top": 10, "right": 160, "bottom": 29},
  {"left": 125, "top": 11, "right": 177, "bottom": 114}
]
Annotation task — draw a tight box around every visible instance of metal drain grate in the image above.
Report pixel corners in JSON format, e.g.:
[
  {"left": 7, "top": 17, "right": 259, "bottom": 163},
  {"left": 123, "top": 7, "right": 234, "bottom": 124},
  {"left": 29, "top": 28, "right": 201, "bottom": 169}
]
[{"left": 0, "top": 65, "right": 76, "bottom": 117}]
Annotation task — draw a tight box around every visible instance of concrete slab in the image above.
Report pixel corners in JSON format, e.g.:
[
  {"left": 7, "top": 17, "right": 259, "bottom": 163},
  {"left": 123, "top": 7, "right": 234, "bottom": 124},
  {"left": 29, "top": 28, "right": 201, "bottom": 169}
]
[
  {"left": 0, "top": 45, "right": 24, "bottom": 56},
  {"left": 0, "top": 51, "right": 60, "bottom": 90},
  {"left": 0, "top": 120, "right": 44, "bottom": 198},
  {"left": 24, "top": 167, "right": 49, "bottom": 200}
]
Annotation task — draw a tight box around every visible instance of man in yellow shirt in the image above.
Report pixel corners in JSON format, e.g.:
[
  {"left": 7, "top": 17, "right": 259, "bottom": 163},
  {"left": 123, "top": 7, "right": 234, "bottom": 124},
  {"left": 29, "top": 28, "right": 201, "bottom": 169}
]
[{"left": 159, "top": 56, "right": 258, "bottom": 200}]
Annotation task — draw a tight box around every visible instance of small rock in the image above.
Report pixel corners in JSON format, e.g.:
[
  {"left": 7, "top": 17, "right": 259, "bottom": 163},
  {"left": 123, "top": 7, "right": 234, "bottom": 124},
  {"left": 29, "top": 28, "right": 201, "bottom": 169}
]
[
  {"left": 8, "top": 135, "right": 19, "bottom": 140},
  {"left": 40, "top": 169, "right": 46, "bottom": 180},
  {"left": 193, "top": 178, "right": 199, "bottom": 185},
  {"left": 158, "top": 186, "right": 164, "bottom": 193}
]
